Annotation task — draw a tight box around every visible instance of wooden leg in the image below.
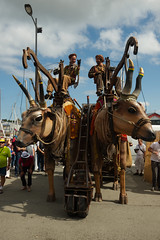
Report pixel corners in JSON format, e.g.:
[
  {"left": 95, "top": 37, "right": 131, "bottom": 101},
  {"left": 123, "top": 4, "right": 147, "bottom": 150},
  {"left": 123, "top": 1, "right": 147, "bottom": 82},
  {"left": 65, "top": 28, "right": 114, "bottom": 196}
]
[
  {"left": 119, "top": 141, "right": 128, "bottom": 204},
  {"left": 94, "top": 172, "right": 102, "bottom": 202},
  {"left": 119, "top": 169, "right": 128, "bottom": 204},
  {"left": 47, "top": 169, "right": 56, "bottom": 202},
  {"left": 113, "top": 155, "right": 119, "bottom": 190}
]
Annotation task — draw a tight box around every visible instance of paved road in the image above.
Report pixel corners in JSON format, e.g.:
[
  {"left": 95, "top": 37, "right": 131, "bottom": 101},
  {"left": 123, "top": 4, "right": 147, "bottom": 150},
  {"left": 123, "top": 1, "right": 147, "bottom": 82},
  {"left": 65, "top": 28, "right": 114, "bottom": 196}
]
[{"left": 0, "top": 166, "right": 160, "bottom": 240}]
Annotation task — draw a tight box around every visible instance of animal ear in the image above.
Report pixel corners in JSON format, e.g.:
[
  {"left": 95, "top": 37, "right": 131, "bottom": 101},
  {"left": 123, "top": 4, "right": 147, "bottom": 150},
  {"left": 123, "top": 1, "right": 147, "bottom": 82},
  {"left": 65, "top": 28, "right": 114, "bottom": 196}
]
[{"left": 46, "top": 111, "right": 55, "bottom": 120}]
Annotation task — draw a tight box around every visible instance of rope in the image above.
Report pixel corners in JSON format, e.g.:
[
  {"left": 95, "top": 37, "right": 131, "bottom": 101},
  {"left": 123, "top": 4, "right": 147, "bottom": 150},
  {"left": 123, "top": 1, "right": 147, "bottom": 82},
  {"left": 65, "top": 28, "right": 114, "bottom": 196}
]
[
  {"left": 141, "top": 90, "right": 147, "bottom": 112},
  {"left": 106, "top": 108, "right": 137, "bottom": 127},
  {"left": 35, "top": 134, "right": 58, "bottom": 145}
]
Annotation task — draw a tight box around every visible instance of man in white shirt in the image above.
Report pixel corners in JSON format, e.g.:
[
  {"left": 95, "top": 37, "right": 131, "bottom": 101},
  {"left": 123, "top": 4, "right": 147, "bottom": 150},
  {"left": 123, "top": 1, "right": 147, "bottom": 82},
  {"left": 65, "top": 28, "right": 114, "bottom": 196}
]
[
  {"left": 134, "top": 139, "right": 146, "bottom": 176},
  {"left": 148, "top": 140, "right": 160, "bottom": 191}
]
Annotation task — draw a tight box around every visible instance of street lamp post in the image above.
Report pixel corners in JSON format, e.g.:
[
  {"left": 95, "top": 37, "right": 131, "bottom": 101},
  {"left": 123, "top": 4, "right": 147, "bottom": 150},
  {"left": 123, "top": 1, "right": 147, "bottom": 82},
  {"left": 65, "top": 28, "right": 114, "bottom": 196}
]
[{"left": 24, "top": 4, "right": 42, "bottom": 102}]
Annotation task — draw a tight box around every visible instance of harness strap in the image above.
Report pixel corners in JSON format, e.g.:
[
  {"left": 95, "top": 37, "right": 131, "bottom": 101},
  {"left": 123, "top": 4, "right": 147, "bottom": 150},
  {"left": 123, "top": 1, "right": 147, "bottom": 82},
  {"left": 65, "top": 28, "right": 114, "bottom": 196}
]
[
  {"left": 19, "top": 117, "right": 56, "bottom": 145},
  {"left": 106, "top": 106, "right": 151, "bottom": 139},
  {"left": 107, "top": 104, "right": 117, "bottom": 144},
  {"left": 132, "top": 118, "right": 151, "bottom": 139}
]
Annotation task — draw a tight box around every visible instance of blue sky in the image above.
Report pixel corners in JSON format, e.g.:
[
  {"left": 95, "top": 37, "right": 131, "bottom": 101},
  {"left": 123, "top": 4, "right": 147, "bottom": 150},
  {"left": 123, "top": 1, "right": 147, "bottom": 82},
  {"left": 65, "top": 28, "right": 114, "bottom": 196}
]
[{"left": 1, "top": 0, "right": 160, "bottom": 120}]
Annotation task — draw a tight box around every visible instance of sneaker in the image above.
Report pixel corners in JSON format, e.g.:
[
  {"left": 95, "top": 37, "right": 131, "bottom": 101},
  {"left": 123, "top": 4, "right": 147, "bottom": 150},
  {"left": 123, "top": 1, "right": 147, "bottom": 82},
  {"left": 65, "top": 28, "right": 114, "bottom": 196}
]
[
  {"left": 27, "top": 186, "right": 31, "bottom": 192},
  {"left": 151, "top": 187, "right": 155, "bottom": 191},
  {"left": 21, "top": 186, "right": 27, "bottom": 190}
]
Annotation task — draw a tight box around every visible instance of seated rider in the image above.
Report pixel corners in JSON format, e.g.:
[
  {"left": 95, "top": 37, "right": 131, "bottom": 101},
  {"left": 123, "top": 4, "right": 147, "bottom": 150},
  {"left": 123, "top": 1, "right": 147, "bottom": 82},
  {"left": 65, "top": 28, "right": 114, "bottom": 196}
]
[
  {"left": 88, "top": 55, "right": 121, "bottom": 96},
  {"left": 45, "top": 53, "right": 80, "bottom": 98}
]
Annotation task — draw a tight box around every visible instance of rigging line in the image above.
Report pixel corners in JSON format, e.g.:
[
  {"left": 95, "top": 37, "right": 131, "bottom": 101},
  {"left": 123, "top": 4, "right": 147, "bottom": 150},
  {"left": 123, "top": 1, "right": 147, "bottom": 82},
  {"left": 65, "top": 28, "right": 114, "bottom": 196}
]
[{"left": 141, "top": 89, "right": 147, "bottom": 112}]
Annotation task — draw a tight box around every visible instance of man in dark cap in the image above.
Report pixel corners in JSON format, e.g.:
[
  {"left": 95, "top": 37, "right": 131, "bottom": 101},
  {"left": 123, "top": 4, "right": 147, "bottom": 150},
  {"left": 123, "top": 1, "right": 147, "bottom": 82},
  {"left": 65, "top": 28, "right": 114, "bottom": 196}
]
[
  {"left": 88, "top": 55, "right": 121, "bottom": 96},
  {"left": 46, "top": 53, "right": 80, "bottom": 97},
  {"left": 88, "top": 55, "right": 106, "bottom": 96}
]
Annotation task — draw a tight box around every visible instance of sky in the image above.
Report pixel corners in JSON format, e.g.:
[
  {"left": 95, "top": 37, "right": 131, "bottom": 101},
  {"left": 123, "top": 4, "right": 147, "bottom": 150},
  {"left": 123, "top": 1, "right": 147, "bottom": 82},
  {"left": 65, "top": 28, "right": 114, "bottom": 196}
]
[{"left": 1, "top": 0, "right": 160, "bottom": 120}]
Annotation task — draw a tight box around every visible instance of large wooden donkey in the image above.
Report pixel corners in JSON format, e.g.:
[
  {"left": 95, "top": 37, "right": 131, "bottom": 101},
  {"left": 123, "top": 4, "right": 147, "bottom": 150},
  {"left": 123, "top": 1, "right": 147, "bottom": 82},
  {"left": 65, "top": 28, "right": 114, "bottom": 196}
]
[
  {"left": 90, "top": 58, "right": 156, "bottom": 204},
  {"left": 13, "top": 48, "right": 80, "bottom": 202}
]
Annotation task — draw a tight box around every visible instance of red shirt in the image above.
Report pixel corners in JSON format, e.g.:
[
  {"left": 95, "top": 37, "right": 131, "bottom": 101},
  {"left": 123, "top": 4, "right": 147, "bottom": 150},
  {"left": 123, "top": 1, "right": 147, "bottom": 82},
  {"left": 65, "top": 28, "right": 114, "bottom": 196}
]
[{"left": 19, "top": 156, "right": 34, "bottom": 168}]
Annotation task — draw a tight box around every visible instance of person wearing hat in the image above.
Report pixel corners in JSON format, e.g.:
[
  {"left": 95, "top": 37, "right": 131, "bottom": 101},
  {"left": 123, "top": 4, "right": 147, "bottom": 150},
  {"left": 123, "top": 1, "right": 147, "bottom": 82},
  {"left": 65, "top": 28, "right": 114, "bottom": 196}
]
[
  {"left": 45, "top": 53, "right": 81, "bottom": 97},
  {"left": 88, "top": 55, "right": 105, "bottom": 96},
  {"left": 0, "top": 138, "right": 11, "bottom": 194},
  {"left": 88, "top": 55, "right": 121, "bottom": 96},
  {"left": 19, "top": 151, "right": 34, "bottom": 192}
]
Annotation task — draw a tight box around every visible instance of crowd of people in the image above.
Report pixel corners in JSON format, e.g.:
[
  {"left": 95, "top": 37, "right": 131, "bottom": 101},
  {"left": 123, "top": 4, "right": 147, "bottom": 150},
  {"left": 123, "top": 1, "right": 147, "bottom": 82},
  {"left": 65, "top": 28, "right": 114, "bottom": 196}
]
[
  {"left": 133, "top": 138, "right": 160, "bottom": 192},
  {"left": 0, "top": 134, "right": 160, "bottom": 194},
  {"left": 0, "top": 136, "right": 45, "bottom": 194}
]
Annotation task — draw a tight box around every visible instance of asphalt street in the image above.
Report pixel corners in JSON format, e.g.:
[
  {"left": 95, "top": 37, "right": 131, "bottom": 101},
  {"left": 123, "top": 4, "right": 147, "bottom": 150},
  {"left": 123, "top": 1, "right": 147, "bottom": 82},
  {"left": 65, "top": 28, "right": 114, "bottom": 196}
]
[{"left": 0, "top": 166, "right": 160, "bottom": 240}]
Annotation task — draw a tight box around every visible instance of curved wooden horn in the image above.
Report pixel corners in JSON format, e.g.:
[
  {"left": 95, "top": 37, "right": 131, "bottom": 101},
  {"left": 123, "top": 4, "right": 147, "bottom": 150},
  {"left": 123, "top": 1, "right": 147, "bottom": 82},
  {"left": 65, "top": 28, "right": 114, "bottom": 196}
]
[
  {"left": 12, "top": 75, "right": 36, "bottom": 107},
  {"left": 22, "top": 47, "right": 58, "bottom": 92},
  {"left": 132, "top": 67, "right": 144, "bottom": 99},
  {"left": 109, "top": 36, "right": 138, "bottom": 92},
  {"left": 37, "top": 70, "right": 47, "bottom": 108},
  {"left": 122, "top": 59, "right": 134, "bottom": 94}
]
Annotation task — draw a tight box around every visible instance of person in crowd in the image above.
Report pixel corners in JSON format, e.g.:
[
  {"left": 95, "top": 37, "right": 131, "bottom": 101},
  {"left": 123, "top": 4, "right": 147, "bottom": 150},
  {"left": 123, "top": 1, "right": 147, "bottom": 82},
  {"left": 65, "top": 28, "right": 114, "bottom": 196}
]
[
  {"left": 11, "top": 139, "right": 15, "bottom": 169},
  {"left": 5, "top": 138, "right": 12, "bottom": 178},
  {"left": 134, "top": 139, "right": 146, "bottom": 176},
  {"left": 17, "top": 144, "right": 35, "bottom": 169},
  {"left": 148, "top": 140, "right": 160, "bottom": 191},
  {"left": 37, "top": 141, "right": 44, "bottom": 172},
  {"left": 19, "top": 151, "right": 34, "bottom": 192},
  {"left": 0, "top": 138, "right": 11, "bottom": 193},
  {"left": 12, "top": 136, "right": 22, "bottom": 176}
]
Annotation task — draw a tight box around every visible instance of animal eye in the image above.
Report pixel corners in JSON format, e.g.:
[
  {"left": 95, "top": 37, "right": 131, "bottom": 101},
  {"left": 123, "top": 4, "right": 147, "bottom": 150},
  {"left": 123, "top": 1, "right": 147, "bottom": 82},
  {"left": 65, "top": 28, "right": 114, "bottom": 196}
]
[
  {"left": 128, "top": 107, "right": 137, "bottom": 114},
  {"left": 35, "top": 115, "right": 43, "bottom": 122}
]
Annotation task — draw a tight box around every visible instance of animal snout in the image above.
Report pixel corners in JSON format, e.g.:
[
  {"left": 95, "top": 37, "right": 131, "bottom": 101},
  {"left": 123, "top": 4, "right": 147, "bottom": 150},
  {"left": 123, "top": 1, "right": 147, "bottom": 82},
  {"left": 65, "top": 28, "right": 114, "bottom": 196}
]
[
  {"left": 145, "top": 130, "right": 156, "bottom": 142},
  {"left": 150, "top": 131, "right": 156, "bottom": 141}
]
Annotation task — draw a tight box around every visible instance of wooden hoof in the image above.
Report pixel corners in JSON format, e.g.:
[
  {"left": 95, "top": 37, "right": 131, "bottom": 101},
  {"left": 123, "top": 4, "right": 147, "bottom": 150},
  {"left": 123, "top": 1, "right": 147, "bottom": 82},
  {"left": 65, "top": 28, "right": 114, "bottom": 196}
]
[
  {"left": 94, "top": 193, "right": 102, "bottom": 202},
  {"left": 47, "top": 194, "right": 56, "bottom": 202},
  {"left": 78, "top": 208, "right": 89, "bottom": 218},
  {"left": 113, "top": 182, "right": 119, "bottom": 191},
  {"left": 119, "top": 193, "right": 128, "bottom": 204}
]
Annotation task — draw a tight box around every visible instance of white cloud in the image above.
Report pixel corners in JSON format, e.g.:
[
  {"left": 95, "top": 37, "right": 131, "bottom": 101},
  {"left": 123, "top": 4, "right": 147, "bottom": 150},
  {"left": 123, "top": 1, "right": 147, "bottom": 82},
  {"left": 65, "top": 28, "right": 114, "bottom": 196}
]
[
  {"left": 1, "top": 0, "right": 160, "bottom": 82},
  {"left": 86, "top": 57, "right": 96, "bottom": 67},
  {"left": 94, "top": 28, "right": 123, "bottom": 51},
  {"left": 138, "top": 31, "right": 160, "bottom": 55}
]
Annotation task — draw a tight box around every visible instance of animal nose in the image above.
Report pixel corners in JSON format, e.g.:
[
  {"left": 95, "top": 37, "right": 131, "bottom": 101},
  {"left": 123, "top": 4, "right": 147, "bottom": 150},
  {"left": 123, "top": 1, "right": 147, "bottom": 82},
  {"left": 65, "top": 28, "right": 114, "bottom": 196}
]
[{"left": 151, "top": 131, "right": 156, "bottom": 141}]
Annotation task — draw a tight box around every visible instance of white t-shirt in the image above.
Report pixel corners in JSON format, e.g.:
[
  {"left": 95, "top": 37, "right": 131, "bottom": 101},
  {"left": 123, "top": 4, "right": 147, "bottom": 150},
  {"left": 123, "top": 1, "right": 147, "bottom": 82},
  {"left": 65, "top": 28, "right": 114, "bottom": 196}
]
[
  {"left": 135, "top": 143, "right": 146, "bottom": 160},
  {"left": 150, "top": 142, "right": 160, "bottom": 162}
]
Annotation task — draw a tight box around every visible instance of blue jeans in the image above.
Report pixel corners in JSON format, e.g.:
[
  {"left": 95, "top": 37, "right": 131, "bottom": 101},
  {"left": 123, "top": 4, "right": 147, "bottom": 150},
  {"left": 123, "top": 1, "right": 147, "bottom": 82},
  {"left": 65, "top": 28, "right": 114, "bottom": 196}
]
[
  {"left": 151, "top": 161, "right": 160, "bottom": 188},
  {"left": 20, "top": 166, "right": 34, "bottom": 187},
  {"left": 11, "top": 154, "right": 15, "bottom": 168},
  {"left": 0, "top": 167, "right": 6, "bottom": 176},
  {"left": 15, "top": 152, "right": 21, "bottom": 175},
  {"left": 37, "top": 154, "right": 44, "bottom": 171}
]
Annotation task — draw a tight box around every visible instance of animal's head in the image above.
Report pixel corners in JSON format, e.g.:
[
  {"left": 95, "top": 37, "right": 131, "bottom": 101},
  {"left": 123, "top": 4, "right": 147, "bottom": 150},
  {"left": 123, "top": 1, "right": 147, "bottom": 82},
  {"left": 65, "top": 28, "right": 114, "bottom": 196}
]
[
  {"left": 112, "top": 59, "right": 156, "bottom": 142},
  {"left": 12, "top": 74, "right": 55, "bottom": 147},
  {"left": 16, "top": 107, "right": 55, "bottom": 147}
]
